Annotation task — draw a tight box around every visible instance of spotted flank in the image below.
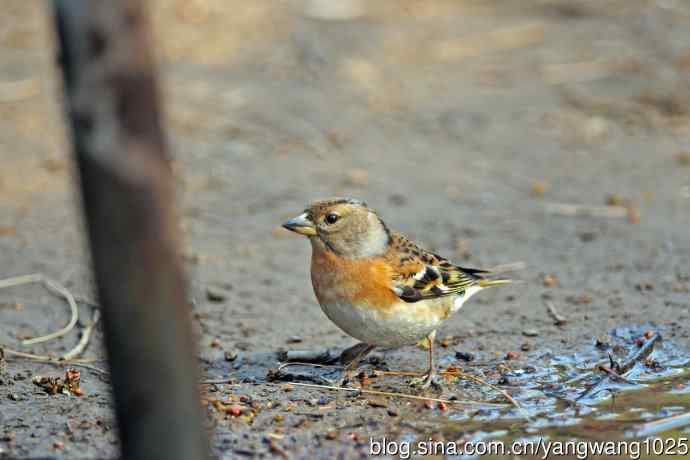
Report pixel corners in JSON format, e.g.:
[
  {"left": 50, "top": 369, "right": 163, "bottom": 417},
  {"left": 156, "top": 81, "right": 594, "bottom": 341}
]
[{"left": 386, "top": 233, "right": 508, "bottom": 303}]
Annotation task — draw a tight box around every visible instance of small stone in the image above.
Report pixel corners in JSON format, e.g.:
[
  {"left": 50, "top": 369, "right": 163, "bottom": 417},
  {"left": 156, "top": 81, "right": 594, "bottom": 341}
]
[
  {"left": 206, "top": 286, "right": 227, "bottom": 302},
  {"left": 286, "top": 336, "right": 303, "bottom": 344},
  {"left": 386, "top": 407, "right": 399, "bottom": 417},
  {"left": 522, "top": 329, "right": 539, "bottom": 337},
  {"left": 388, "top": 194, "right": 407, "bottom": 206},
  {"left": 520, "top": 343, "right": 531, "bottom": 352},
  {"left": 53, "top": 441, "right": 64, "bottom": 450},
  {"left": 578, "top": 231, "right": 597, "bottom": 242},
  {"left": 635, "top": 282, "right": 654, "bottom": 292},
  {"left": 643, "top": 330, "right": 655, "bottom": 339},
  {"left": 455, "top": 351, "right": 475, "bottom": 362},
  {"left": 505, "top": 351, "right": 520, "bottom": 360},
  {"left": 606, "top": 194, "right": 626, "bottom": 206},
  {"left": 367, "top": 399, "right": 387, "bottom": 408},
  {"left": 325, "top": 431, "right": 338, "bottom": 440},
  {"left": 8, "top": 393, "right": 19, "bottom": 401},
  {"left": 210, "top": 338, "right": 222, "bottom": 348},
  {"left": 531, "top": 180, "right": 548, "bottom": 196},
  {"left": 224, "top": 351, "right": 238, "bottom": 362},
  {"left": 542, "top": 274, "right": 557, "bottom": 288}
]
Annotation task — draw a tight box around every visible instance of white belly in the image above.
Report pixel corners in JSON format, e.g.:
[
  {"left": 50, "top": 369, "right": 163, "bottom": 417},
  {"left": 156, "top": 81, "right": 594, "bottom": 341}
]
[{"left": 320, "top": 289, "right": 480, "bottom": 347}]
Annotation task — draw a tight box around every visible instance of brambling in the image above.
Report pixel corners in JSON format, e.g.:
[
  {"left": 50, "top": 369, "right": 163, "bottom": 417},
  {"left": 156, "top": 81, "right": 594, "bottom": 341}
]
[{"left": 283, "top": 198, "right": 511, "bottom": 387}]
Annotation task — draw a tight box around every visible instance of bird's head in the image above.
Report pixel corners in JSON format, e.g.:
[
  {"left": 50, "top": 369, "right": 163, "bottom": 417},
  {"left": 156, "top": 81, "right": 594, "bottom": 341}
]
[{"left": 282, "top": 198, "right": 390, "bottom": 258}]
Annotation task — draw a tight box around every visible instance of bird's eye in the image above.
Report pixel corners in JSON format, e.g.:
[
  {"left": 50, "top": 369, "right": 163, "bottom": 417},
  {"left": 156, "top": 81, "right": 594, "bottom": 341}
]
[{"left": 325, "top": 213, "right": 339, "bottom": 224}]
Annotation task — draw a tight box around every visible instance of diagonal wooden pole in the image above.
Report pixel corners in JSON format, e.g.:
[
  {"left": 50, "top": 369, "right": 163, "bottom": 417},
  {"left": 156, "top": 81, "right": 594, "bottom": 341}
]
[{"left": 52, "top": 1, "right": 210, "bottom": 459}]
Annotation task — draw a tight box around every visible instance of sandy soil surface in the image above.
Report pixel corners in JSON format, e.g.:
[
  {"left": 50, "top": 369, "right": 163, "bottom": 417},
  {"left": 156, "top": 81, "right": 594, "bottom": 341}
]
[{"left": 1, "top": 1, "right": 689, "bottom": 458}]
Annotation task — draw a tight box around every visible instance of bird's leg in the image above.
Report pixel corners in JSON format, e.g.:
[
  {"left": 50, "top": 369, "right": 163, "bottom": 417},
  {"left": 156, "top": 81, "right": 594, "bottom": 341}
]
[
  {"left": 339, "top": 343, "right": 376, "bottom": 385},
  {"left": 410, "top": 331, "right": 437, "bottom": 389}
]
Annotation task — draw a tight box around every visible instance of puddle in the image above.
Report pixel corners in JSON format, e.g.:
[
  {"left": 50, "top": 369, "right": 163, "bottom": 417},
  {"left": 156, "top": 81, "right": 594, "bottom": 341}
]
[{"left": 410, "top": 325, "right": 690, "bottom": 458}]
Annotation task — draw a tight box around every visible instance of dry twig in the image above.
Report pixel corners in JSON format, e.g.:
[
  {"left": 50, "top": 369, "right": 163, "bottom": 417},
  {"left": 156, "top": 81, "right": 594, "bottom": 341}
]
[
  {"left": 278, "top": 381, "right": 508, "bottom": 408},
  {"left": 544, "top": 202, "right": 628, "bottom": 219},
  {"left": 635, "top": 412, "right": 690, "bottom": 437},
  {"left": 1, "top": 347, "right": 108, "bottom": 375},
  {"left": 577, "top": 333, "right": 661, "bottom": 401},
  {"left": 544, "top": 299, "right": 567, "bottom": 326},
  {"left": 380, "top": 368, "right": 526, "bottom": 416},
  {"left": 62, "top": 309, "right": 101, "bottom": 361},
  {"left": 0, "top": 273, "right": 79, "bottom": 345},
  {"left": 0, "top": 273, "right": 103, "bottom": 371}
]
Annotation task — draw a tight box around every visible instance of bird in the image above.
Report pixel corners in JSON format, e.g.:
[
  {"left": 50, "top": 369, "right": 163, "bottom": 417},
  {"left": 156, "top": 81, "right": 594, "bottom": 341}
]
[{"left": 282, "top": 197, "right": 511, "bottom": 387}]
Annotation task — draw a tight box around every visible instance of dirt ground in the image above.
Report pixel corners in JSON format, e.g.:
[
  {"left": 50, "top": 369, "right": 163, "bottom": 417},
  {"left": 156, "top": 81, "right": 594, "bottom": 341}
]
[{"left": 1, "top": 1, "right": 690, "bottom": 458}]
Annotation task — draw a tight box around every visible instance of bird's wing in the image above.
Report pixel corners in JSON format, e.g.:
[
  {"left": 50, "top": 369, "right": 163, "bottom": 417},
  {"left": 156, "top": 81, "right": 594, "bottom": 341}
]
[{"left": 384, "top": 233, "right": 486, "bottom": 303}]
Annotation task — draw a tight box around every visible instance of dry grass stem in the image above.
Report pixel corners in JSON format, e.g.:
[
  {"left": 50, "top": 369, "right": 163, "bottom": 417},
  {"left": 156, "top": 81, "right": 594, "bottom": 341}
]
[{"left": 0, "top": 273, "right": 80, "bottom": 346}]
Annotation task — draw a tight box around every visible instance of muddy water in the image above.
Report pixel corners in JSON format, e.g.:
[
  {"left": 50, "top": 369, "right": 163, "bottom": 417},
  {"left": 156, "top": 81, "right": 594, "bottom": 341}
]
[{"left": 404, "top": 326, "right": 690, "bottom": 459}]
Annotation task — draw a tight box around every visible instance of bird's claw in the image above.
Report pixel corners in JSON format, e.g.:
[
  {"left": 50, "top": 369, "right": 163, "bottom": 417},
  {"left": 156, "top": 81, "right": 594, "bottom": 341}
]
[{"left": 409, "top": 372, "right": 439, "bottom": 389}]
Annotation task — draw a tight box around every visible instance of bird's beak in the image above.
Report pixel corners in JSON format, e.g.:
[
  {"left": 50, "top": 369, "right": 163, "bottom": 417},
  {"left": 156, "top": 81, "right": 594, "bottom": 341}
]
[{"left": 282, "top": 212, "right": 317, "bottom": 236}]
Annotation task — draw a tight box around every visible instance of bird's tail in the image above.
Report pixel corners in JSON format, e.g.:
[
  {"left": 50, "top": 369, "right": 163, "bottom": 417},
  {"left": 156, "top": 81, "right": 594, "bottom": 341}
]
[{"left": 477, "top": 278, "right": 512, "bottom": 288}]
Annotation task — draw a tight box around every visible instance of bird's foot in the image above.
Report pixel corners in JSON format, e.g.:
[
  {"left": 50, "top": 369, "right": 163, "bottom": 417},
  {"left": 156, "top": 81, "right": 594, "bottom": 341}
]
[{"left": 409, "top": 371, "right": 440, "bottom": 390}]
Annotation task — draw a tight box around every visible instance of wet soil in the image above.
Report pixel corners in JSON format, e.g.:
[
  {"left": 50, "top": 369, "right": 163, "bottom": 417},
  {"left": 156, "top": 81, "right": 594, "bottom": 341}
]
[{"left": 1, "top": 1, "right": 690, "bottom": 458}]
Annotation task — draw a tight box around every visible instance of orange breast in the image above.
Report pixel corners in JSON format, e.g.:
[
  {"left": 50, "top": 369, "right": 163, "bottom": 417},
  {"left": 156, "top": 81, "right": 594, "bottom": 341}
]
[{"left": 311, "top": 248, "right": 399, "bottom": 312}]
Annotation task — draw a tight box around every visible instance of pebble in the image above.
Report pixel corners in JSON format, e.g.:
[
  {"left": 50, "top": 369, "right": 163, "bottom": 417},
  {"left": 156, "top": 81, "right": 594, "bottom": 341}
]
[
  {"left": 206, "top": 286, "right": 227, "bottom": 302},
  {"left": 455, "top": 351, "right": 475, "bottom": 362},
  {"left": 388, "top": 194, "right": 407, "bottom": 206},
  {"left": 224, "top": 351, "right": 238, "bottom": 362},
  {"left": 522, "top": 329, "right": 539, "bottom": 337},
  {"left": 367, "top": 399, "right": 387, "bottom": 408},
  {"left": 531, "top": 181, "right": 548, "bottom": 196},
  {"left": 505, "top": 351, "right": 520, "bottom": 360},
  {"left": 578, "top": 231, "right": 597, "bottom": 242},
  {"left": 386, "top": 407, "right": 399, "bottom": 417},
  {"left": 542, "top": 274, "right": 557, "bottom": 288}
]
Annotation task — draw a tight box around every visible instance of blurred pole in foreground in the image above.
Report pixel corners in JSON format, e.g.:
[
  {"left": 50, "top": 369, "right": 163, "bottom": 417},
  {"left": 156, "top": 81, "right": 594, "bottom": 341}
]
[{"left": 52, "top": 1, "right": 210, "bottom": 460}]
